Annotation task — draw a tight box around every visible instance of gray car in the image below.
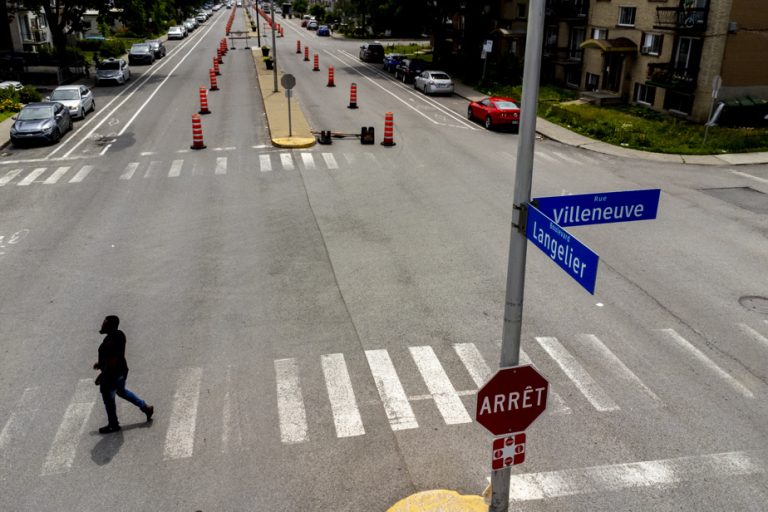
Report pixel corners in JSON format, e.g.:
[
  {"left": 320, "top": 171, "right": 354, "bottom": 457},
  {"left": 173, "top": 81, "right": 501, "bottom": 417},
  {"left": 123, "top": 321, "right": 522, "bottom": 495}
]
[
  {"left": 129, "top": 43, "right": 155, "bottom": 65},
  {"left": 10, "top": 102, "right": 73, "bottom": 146},
  {"left": 46, "top": 85, "right": 95, "bottom": 119},
  {"left": 146, "top": 39, "right": 166, "bottom": 58},
  {"left": 414, "top": 70, "right": 454, "bottom": 95},
  {"left": 95, "top": 58, "right": 131, "bottom": 86}
]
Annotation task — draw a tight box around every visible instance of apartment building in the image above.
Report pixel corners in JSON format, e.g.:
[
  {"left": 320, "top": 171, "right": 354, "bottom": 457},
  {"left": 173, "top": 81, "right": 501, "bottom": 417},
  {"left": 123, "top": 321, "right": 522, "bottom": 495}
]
[{"left": 579, "top": 0, "right": 768, "bottom": 123}]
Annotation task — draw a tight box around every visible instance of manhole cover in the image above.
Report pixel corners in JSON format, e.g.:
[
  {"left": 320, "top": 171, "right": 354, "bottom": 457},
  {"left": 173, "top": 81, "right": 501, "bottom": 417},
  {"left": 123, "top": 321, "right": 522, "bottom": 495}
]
[{"left": 739, "top": 296, "right": 768, "bottom": 315}]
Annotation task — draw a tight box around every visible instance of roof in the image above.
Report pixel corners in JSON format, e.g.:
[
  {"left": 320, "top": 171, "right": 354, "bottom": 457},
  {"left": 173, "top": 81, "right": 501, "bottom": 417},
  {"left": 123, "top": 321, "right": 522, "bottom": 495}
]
[
  {"left": 580, "top": 37, "right": 638, "bottom": 53},
  {"left": 491, "top": 28, "right": 527, "bottom": 37}
]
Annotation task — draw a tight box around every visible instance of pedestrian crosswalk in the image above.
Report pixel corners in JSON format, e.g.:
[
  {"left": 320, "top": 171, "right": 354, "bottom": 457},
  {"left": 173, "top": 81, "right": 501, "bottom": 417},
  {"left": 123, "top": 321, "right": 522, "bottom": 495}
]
[{"left": 1, "top": 323, "right": 765, "bottom": 476}]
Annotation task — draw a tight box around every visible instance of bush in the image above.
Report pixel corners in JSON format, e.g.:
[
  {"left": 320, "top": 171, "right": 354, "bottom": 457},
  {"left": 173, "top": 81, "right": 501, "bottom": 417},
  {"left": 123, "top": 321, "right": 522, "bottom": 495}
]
[
  {"left": 19, "top": 85, "right": 41, "bottom": 104},
  {"left": 0, "top": 86, "right": 20, "bottom": 103},
  {"left": 77, "top": 39, "right": 103, "bottom": 52},
  {"left": 99, "top": 39, "right": 127, "bottom": 58}
]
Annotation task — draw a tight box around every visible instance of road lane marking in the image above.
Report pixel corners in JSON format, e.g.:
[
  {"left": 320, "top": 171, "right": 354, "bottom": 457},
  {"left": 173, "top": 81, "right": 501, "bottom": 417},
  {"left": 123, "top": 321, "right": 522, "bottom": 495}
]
[
  {"left": 259, "top": 154, "right": 272, "bottom": 172},
  {"left": 535, "top": 336, "right": 620, "bottom": 412},
  {"left": 215, "top": 157, "right": 227, "bottom": 175},
  {"left": 365, "top": 349, "right": 418, "bottom": 431},
  {"left": 144, "top": 160, "right": 162, "bottom": 178},
  {"left": 0, "top": 168, "right": 22, "bottom": 186},
  {"left": 410, "top": 346, "right": 472, "bottom": 425},
  {"left": 163, "top": 367, "right": 203, "bottom": 460},
  {"left": 577, "top": 334, "right": 662, "bottom": 405},
  {"left": 280, "top": 153, "right": 294, "bottom": 170},
  {"left": 658, "top": 328, "right": 754, "bottom": 399},
  {"left": 321, "top": 353, "right": 365, "bottom": 438},
  {"left": 730, "top": 170, "right": 768, "bottom": 185},
  {"left": 322, "top": 152, "right": 338, "bottom": 170},
  {"left": 738, "top": 323, "right": 768, "bottom": 348},
  {"left": 41, "top": 379, "right": 95, "bottom": 475},
  {"left": 43, "top": 166, "right": 70, "bottom": 184},
  {"left": 17, "top": 167, "right": 47, "bottom": 186},
  {"left": 0, "top": 387, "right": 41, "bottom": 454},
  {"left": 68, "top": 165, "right": 94, "bottom": 183},
  {"left": 275, "top": 358, "right": 309, "bottom": 444},
  {"left": 301, "top": 152, "right": 316, "bottom": 170},
  {"left": 120, "top": 162, "right": 140, "bottom": 180},
  {"left": 168, "top": 159, "right": 184, "bottom": 178},
  {"left": 507, "top": 451, "right": 764, "bottom": 502},
  {"left": 343, "top": 153, "right": 355, "bottom": 166},
  {"left": 518, "top": 349, "right": 571, "bottom": 415},
  {"left": 453, "top": 343, "right": 492, "bottom": 388},
  {"left": 221, "top": 365, "right": 242, "bottom": 454}
]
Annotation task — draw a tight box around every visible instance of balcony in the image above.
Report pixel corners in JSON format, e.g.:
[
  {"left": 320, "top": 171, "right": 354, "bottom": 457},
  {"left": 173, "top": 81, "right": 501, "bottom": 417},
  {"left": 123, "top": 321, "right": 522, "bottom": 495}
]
[
  {"left": 654, "top": 7, "right": 708, "bottom": 32},
  {"left": 646, "top": 62, "right": 699, "bottom": 92},
  {"left": 543, "top": 47, "right": 583, "bottom": 65},
  {"left": 545, "top": 1, "right": 588, "bottom": 20}
]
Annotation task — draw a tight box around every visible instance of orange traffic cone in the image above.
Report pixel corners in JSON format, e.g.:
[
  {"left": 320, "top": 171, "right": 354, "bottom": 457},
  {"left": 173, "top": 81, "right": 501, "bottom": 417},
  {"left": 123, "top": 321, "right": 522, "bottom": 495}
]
[{"left": 191, "top": 114, "right": 206, "bottom": 149}]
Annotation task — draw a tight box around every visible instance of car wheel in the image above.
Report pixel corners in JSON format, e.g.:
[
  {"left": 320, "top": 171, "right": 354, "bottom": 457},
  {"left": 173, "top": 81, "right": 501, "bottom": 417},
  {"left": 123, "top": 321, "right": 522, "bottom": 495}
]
[
  {"left": 91, "top": 100, "right": 96, "bottom": 113},
  {"left": 51, "top": 128, "right": 61, "bottom": 143},
  {"left": 485, "top": 116, "right": 493, "bottom": 130},
  {"left": 467, "top": 106, "right": 473, "bottom": 120},
  {"left": 414, "top": 81, "right": 418, "bottom": 90},
  {"left": 402, "top": 74, "right": 407, "bottom": 84},
  {"left": 78, "top": 107, "right": 84, "bottom": 119}
]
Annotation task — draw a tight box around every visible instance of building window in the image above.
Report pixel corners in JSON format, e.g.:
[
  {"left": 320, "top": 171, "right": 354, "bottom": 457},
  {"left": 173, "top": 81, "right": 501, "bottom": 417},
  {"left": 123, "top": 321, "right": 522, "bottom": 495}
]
[
  {"left": 634, "top": 83, "right": 657, "bottom": 106},
  {"left": 664, "top": 91, "right": 694, "bottom": 115},
  {"left": 585, "top": 72, "right": 600, "bottom": 91},
  {"left": 592, "top": 28, "right": 608, "bottom": 40},
  {"left": 618, "top": 6, "right": 636, "bottom": 26},
  {"left": 674, "top": 37, "right": 696, "bottom": 69},
  {"left": 569, "top": 27, "right": 585, "bottom": 60},
  {"left": 641, "top": 33, "right": 663, "bottom": 56},
  {"left": 566, "top": 67, "right": 580, "bottom": 87},
  {"left": 545, "top": 26, "right": 558, "bottom": 48},
  {"left": 517, "top": 3, "right": 528, "bottom": 19}
]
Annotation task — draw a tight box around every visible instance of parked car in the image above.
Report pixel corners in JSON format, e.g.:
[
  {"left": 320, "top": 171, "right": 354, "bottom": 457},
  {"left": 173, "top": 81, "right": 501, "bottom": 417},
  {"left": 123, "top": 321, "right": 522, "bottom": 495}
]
[
  {"left": 359, "top": 42, "right": 385, "bottom": 63},
  {"left": 10, "top": 102, "right": 73, "bottom": 146},
  {"left": 46, "top": 85, "right": 95, "bottom": 119},
  {"left": 196, "top": 13, "right": 207, "bottom": 23},
  {"left": 317, "top": 25, "right": 330, "bottom": 36},
  {"left": 168, "top": 26, "right": 186, "bottom": 39},
  {"left": 383, "top": 53, "right": 405, "bottom": 72},
  {"left": 0, "top": 81, "right": 23, "bottom": 91},
  {"left": 183, "top": 19, "right": 197, "bottom": 32},
  {"left": 414, "top": 70, "right": 454, "bottom": 95},
  {"left": 95, "top": 58, "right": 131, "bottom": 86},
  {"left": 128, "top": 43, "right": 155, "bottom": 65},
  {"left": 394, "top": 58, "right": 428, "bottom": 83},
  {"left": 146, "top": 39, "right": 166, "bottom": 58},
  {"left": 307, "top": 20, "right": 318, "bottom": 30},
  {"left": 467, "top": 96, "right": 521, "bottom": 131}
]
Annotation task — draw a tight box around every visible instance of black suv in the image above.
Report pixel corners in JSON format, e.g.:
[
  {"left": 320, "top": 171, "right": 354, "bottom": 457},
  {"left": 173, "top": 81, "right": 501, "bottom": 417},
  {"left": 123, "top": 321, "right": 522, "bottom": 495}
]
[
  {"left": 128, "top": 43, "right": 155, "bottom": 65},
  {"left": 394, "top": 58, "right": 429, "bottom": 83},
  {"left": 145, "top": 39, "right": 167, "bottom": 59},
  {"left": 359, "top": 42, "right": 385, "bottom": 63}
]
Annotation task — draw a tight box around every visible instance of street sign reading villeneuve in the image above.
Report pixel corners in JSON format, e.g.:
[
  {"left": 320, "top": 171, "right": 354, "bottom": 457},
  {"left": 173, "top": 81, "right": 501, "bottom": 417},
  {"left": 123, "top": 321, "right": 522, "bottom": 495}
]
[
  {"left": 525, "top": 205, "right": 599, "bottom": 294},
  {"left": 533, "top": 189, "right": 661, "bottom": 227}
]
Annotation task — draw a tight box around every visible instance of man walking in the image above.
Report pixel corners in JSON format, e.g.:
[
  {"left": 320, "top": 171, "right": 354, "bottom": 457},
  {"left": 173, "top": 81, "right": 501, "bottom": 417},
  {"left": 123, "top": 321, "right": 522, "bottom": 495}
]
[{"left": 94, "top": 315, "right": 154, "bottom": 434}]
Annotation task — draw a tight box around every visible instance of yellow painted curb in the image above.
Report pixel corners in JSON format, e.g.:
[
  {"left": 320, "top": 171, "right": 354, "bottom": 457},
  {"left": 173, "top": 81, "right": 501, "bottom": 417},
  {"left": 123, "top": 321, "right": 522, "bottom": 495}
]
[
  {"left": 387, "top": 490, "right": 487, "bottom": 512},
  {"left": 272, "top": 137, "right": 317, "bottom": 148}
]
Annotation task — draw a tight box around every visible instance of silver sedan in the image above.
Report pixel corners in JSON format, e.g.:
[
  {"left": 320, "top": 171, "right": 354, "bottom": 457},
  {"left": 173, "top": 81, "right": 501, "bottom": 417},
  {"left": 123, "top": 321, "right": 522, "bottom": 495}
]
[
  {"left": 414, "top": 70, "right": 454, "bottom": 95},
  {"left": 46, "top": 85, "right": 95, "bottom": 119}
]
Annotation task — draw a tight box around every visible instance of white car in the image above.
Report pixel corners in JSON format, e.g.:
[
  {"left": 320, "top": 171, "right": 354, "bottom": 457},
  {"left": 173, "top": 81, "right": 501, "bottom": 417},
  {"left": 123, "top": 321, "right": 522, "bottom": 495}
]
[
  {"left": 414, "top": 70, "right": 454, "bottom": 95},
  {"left": 0, "top": 81, "right": 23, "bottom": 91},
  {"left": 168, "top": 26, "right": 185, "bottom": 39},
  {"left": 46, "top": 85, "right": 95, "bottom": 119}
]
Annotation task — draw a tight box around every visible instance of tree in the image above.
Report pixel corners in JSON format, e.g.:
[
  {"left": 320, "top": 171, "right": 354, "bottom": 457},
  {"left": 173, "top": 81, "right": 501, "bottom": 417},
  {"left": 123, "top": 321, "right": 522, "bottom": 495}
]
[{"left": 291, "top": 0, "right": 308, "bottom": 16}]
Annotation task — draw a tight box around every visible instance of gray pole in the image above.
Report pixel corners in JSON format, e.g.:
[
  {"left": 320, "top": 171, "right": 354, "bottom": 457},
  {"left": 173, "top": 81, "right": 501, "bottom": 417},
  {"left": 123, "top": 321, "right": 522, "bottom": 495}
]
[
  {"left": 271, "top": 6, "right": 278, "bottom": 92},
  {"left": 489, "top": 1, "right": 546, "bottom": 511},
  {"left": 287, "top": 91, "right": 293, "bottom": 137}
]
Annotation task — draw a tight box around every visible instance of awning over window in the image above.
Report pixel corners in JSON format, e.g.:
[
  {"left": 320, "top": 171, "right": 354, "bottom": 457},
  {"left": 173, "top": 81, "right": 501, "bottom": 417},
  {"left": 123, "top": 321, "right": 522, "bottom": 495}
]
[
  {"left": 490, "top": 28, "right": 527, "bottom": 38},
  {"left": 580, "top": 37, "right": 637, "bottom": 53}
]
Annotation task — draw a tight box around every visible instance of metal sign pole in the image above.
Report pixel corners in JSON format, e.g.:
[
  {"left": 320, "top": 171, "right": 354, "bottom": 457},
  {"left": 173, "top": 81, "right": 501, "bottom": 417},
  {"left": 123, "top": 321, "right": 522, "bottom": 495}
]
[
  {"left": 490, "top": 1, "right": 546, "bottom": 511},
  {"left": 271, "top": 6, "right": 278, "bottom": 92},
  {"left": 287, "top": 90, "right": 292, "bottom": 136}
]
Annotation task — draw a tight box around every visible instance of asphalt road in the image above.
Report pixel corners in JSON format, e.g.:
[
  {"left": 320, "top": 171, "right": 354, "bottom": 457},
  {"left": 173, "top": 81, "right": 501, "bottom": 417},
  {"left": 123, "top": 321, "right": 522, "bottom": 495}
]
[{"left": 1, "top": 6, "right": 768, "bottom": 512}]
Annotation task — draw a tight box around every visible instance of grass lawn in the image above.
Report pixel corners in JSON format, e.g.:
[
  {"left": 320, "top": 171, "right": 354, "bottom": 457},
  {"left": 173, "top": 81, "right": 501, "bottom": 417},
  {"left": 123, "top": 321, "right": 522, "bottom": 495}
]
[
  {"left": 384, "top": 43, "right": 433, "bottom": 63},
  {"left": 0, "top": 111, "right": 15, "bottom": 123}
]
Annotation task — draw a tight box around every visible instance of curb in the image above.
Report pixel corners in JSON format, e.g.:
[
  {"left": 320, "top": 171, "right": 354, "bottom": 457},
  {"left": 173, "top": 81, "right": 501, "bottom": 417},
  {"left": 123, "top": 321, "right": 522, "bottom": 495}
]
[{"left": 386, "top": 490, "right": 487, "bottom": 512}]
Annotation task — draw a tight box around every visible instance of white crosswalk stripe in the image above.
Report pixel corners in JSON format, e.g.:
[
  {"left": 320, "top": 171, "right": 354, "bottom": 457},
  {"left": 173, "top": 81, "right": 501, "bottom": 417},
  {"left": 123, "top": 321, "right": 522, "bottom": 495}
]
[
  {"left": 220, "top": 365, "right": 242, "bottom": 454},
  {"left": 280, "top": 153, "right": 294, "bottom": 170},
  {"left": 275, "top": 358, "right": 309, "bottom": 444},
  {"left": 215, "top": 157, "right": 227, "bottom": 175},
  {"left": 658, "top": 328, "right": 754, "bottom": 398},
  {"left": 41, "top": 379, "right": 95, "bottom": 475},
  {"left": 321, "top": 353, "right": 365, "bottom": 438},
  {"left": 322, "top": 152, "right": 339, "bottom": 170},
  {"left": 535, "top": 336, "right": 620, "bottom": 412},
  {"left": 163, "top": 367, "right": 203, "bottom": 460},
  {"left": 68, "top": 165, "right": 94, "bottom": 183},
  {"left": 301, "top": 152, "right": 316, "bottom": 170},
  {"left": 453, "top": 342, "right": 492, "bottom": 388},
  {"left": 343, "top": 153, "right": 355, "bottom": 166},
  {"left": 168, "top": 159, "right": 183, "bottom": 178},
  {"left": 0, "top": 168, "right": 22, "bottom": 186},
  {"left": 144, "top": 160, "right": 163, "bottom": 178},
  {"left": 737, "top": 323, "right": 768, "bottom": 348},
  {"left": 518, "top": 349, "right": 572, "bottom": 415},
  {"left": 0, "top": 387, "right": 41, "bottom": 454},
  {"left": 410, "top": 346, "right": 472, "bottom": 425},
  {"left": 259, "top": 154, "right": 272, "bottom": 172},
  {"left": 18, "top": 167, "right": 47, "bottom": 186},
  {"left": 43, "top": 166, "right": 70, "bottom": 184},
  {"left": 120, "top": 162, "right": 140, "bottom": 180},
  {"left": 365, "top": 349, "right": 418, "bottom": 431}
]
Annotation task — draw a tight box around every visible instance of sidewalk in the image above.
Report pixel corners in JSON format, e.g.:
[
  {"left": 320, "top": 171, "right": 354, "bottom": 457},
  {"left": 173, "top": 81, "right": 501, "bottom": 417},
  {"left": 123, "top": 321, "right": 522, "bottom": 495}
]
[{"left": 451, "top": 81, "right": 768, "bottom": 166}]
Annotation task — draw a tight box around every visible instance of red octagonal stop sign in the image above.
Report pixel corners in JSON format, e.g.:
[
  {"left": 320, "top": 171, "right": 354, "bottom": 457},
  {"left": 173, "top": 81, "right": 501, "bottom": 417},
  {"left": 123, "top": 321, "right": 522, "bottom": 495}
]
[{"left": 476, "top": 365, "right": 549, "bottom": 436}]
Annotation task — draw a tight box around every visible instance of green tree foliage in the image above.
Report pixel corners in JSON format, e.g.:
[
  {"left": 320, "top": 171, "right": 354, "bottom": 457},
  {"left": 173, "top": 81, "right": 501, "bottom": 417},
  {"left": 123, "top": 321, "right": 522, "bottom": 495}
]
[{"left": 291, "top": 0, "right": 308, "bottom": 16}]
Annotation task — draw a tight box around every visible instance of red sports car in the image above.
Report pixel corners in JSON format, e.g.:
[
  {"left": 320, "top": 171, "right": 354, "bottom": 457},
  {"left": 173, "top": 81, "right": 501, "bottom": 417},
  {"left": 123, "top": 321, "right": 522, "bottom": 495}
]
[{"left": 467, "top": 96, "right": 521, "bottom": 132}]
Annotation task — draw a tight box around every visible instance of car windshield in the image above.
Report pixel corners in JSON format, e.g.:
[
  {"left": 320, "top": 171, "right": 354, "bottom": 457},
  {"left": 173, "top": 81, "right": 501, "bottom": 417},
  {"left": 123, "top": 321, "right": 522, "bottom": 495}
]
[
  {"left": 132, "top": 44, "right": 150, "bottom": 52},
  {"left": 98, "top": 61, "right": 121, "bottom": 70},
  {"left": 18, "top": 106, "right": 54, "bottom": 120},
  {"left": 431, "top": 73, "right": 450, "bottom": 80},
  {"left": 50, "top": 90, "right": 79, "bottom": 100},
  {"left": 494, "top": 100, "right": 519, "bottom": 110}
]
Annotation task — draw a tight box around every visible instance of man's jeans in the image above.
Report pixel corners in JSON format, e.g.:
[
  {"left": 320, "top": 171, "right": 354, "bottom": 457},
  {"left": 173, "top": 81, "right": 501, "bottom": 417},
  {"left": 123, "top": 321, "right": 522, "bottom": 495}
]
[{"left": 100, "top": 374, "right": 146, "bottom": 427}]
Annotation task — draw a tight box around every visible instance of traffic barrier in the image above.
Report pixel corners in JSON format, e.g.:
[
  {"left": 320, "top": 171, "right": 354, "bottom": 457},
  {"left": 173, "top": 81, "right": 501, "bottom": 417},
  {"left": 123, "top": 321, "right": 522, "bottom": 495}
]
[
  {"left": 191, "top": 114, "right": 206, "bottom": 149},
  {"left": 317, "top": 130, "right": 332, "bottom": 145},
  {"left": 313, "top": 54, "right": 319, "bottom": 72},
  {"left": 296, "top": 40, "right": 301, "bottom": 54},
  {"left": 280, "top": 26, "right": 285, "bottom": 37},
  {"left": 199, "top": 87, "right": 211, "bottom": 114},
  {"left": 209, "top": 69, "right": 219, "bottom": 91},
  {"left": 381, "top": 112, "right": 396, "bottom": 146},
  {"left": 217, "top": 47, "right": 223, "bottom": 64},
  {"left": 213, "top": 56, "right": 220, "bottom": 75},
  {"left": 327, "top": 66, "right": 335, "bottom": 87},
  {"left": 348, "top": 83, "right": 358, "bottom": 109},
  {"left": 304, "top": 46, "right": 309, "bottom": 62},
  {"left": 360, "top": 126, "right": 375, "bottom": 145}
]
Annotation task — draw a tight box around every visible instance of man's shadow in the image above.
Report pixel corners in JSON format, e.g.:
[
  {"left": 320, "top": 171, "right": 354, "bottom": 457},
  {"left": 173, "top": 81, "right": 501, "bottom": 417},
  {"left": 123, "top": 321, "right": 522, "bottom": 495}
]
[{"left": 90, "top": 421, "right": 153, "bottom": 466}]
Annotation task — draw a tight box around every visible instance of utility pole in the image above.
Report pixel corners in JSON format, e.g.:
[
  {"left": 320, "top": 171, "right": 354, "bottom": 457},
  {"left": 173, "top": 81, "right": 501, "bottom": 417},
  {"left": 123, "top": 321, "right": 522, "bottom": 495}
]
[
  {"left": 488, "top": 1, "right": 546, "bottom": 511},
  {"left": 271, "top": 3, "right": 278, "bottom": 92}
]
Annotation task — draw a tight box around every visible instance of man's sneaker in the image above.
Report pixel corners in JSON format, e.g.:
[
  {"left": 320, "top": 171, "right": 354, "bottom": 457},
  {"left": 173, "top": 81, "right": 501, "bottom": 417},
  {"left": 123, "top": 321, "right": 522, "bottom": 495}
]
[
  {"left": 99, "top": 424, "right": 121, "bottom": 434},
  {"left": 141, "top": 405, "right": 154, "bottom": 422}
]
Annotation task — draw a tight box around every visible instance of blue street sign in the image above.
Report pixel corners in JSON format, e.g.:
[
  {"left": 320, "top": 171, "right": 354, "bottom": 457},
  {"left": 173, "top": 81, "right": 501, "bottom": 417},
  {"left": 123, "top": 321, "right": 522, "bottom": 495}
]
[
  {"left": 525, "top": 205, "right": 599, "bottom": 294},
  {"left": 533, "top": 189, "right": 661, "bottom": 227}
]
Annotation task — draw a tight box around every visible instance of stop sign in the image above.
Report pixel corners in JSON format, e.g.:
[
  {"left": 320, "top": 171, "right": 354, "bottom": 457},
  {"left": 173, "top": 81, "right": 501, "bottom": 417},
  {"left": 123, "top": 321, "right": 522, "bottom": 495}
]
[{"left": 476, "top": 365, "right": 549, "bottom": 436}]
